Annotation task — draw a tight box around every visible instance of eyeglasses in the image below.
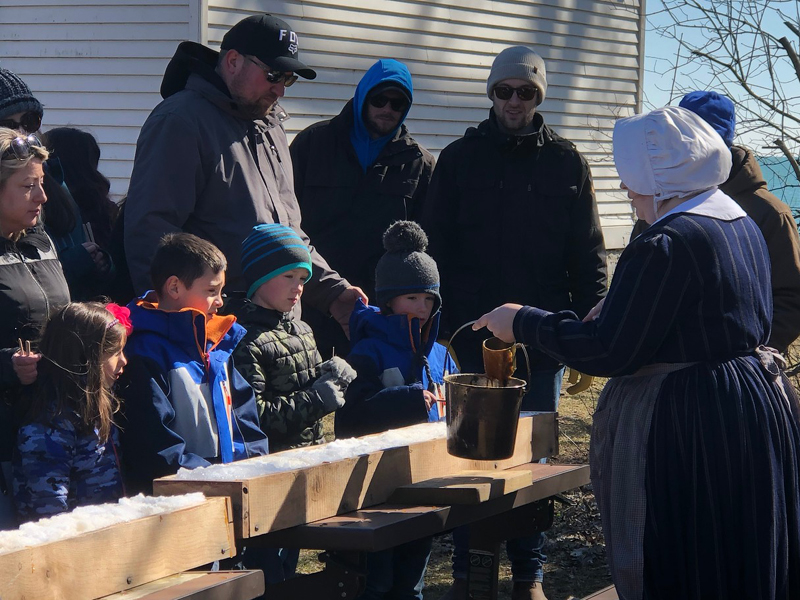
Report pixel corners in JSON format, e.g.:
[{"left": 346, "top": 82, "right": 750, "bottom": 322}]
[
  {"left": 0, "top": 112, "right": 42, "bottom": 134},
  {"left": 368, "top": 94, "right": 409, "bottom": 112},
  {"left": 244, "top": 56, "right": 298, "bottom": 87},
  {"left": 493, "top": 85, "right": 537, "bottom": 102},
  {"left": 2, "top": 134, "right": 42, "bottom": 161}
]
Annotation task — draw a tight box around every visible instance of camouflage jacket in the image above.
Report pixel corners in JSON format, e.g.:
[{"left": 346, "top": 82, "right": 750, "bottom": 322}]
[
  {"left": 12, "top": 408, "right": 122, "bottom": 522},
  {"left": 230, "top": 300, "right": 326, "bottom": 452}
]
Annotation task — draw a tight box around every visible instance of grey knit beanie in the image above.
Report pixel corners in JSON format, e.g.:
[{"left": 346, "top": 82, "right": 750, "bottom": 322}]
[
  {"left": 486, "top": 46, "right": 547, "bottom": 106},
  {"left": 0, "top": 68, "right": 44, "bottom": 121},
  {"left": 375, "top": 221, "right": 441, "bottom": 312}
]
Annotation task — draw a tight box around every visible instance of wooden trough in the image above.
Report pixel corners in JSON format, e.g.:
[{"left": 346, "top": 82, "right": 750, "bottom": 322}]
[
  {"left": 0, "top": 496, "right": 244, "bottom": 600},
  {"left": 153, "top": 413, "right": 557, "bottom": 538}
]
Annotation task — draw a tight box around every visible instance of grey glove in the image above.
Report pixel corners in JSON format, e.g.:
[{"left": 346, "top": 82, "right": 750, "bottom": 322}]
[{"left": 312, "top": 357, "right": 357, "bottom": 413}]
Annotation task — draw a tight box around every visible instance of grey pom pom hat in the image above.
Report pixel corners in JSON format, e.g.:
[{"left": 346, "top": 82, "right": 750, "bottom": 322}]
[{"left": 374, "top": 221, "right": 441, "bottom": 312}]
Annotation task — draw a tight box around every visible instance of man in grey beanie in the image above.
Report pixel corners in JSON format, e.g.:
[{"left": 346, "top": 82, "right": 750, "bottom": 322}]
[{"left": 423, "top": 46, "right": 607, "bottom": 600}]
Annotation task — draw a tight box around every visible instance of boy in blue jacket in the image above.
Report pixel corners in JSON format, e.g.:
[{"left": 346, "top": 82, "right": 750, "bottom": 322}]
[
  {"left": 336, "top": 220, "right": 456, "bottom": 600},
  {"left": 118, "top": 233, "right": 269, "bottom": 494}
]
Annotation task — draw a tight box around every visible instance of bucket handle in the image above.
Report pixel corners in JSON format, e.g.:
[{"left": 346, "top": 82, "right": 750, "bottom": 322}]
[{"left": 443, "top": 320, "right": 532, "bottom": 388}]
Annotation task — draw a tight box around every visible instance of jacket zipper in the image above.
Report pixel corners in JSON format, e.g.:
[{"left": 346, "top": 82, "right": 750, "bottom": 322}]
[{"left": 16, "top": 244, "right": 50, "bottom": 320}]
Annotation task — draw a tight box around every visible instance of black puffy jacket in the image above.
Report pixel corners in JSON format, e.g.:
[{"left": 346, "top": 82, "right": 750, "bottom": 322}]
[{"left": 0, "top": 226, "right": 70, "bottom": 461}]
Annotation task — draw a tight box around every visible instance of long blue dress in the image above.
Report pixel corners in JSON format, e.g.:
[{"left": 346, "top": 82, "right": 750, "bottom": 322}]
[{"left": 513, "top": 191, "right": 800, "bottom": 599}]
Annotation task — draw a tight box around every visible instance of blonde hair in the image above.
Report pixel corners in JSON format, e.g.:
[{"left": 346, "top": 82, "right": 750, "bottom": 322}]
[{"left": 0, "top": 127, "right": 49, "bottom": 239}]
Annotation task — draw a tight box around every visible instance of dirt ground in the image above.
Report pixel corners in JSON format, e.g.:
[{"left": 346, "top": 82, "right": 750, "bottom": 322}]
[{"left": 298, "top": 373, "right": 613, "bottom": 600}]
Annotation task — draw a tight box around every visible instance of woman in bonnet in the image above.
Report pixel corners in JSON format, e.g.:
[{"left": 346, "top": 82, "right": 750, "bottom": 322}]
[{"left": 473, "top": 106, "right": 800, "bottom": 599}]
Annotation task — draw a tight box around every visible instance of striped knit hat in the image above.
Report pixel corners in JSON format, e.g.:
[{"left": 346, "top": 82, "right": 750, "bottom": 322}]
[
  {"left": 0, "top": 68, "right": 44, "bottom": 122},
  {"left": 241, "top": 224, "right": 312, "bottom": 299}
]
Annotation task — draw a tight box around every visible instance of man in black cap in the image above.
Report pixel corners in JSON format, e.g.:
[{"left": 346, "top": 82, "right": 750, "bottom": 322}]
[
  {"left": 125, "top": 13, "right": 364, "bottom": 328},
  {"left": 290, "top": 58, "right": 435, "bottom": 358}
]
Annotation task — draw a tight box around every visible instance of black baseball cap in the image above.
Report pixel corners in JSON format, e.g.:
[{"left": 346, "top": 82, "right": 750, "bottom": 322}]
[{"left": 221, "top": 14, "right": 316, "bottom": 80}]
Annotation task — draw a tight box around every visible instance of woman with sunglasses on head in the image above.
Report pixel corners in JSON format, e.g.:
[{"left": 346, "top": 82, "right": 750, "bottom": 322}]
[
  {"left": 0, "top": 68, "right": 114, "bottom": 302},
  {"left": 0, "top": 127, "right": 70, "bottom": 528}
]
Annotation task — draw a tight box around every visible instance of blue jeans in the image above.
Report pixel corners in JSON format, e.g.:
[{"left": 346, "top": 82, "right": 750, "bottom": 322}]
[
  {"left": 222, "top": 545, "right": 299, "bottom": 586},
  {"left": 452, "top": 366, "right": 564, "bottom": 582},
  {"left": 359, "top": 536, "right": 433, "bottom": 600}
]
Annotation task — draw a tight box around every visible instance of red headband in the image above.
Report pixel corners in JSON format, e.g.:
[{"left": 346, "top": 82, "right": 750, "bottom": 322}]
[{"left": 105, "top": 303, "right": 133, "bottom": 336}]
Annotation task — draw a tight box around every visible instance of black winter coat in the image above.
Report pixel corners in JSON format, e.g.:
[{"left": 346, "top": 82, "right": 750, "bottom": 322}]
[
  {"left": 423, "top": 111, "right": 607, "bottom": 370},
  {"left": 290, "top": 100, "right": 435, "bottom": 302},
  {"left": 0, "top": 226, "right": 70, "bottom": 461}
]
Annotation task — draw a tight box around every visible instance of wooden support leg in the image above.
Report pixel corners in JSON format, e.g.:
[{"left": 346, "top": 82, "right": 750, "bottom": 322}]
[
  {"left": 466, "top": 544, "right": 501, "bottom": 600},
  {"left": 465, "top": 499, "right": 555, "bottom": 600},
  {"left": 261, "top": 551, "right": 366, "bottom": 600}
]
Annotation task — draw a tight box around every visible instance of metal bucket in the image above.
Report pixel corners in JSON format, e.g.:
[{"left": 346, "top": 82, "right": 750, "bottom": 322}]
[{"left": 445, "top": 373, "right": 527, "bottom": 460}]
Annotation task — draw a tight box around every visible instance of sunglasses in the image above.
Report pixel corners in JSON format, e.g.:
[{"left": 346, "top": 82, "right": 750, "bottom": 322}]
[
  {"left": 368, "top": 94, "right": 409, "bottom": 112},
  {"left": 244, "top": 56, "right": 298, "bottom": 87},
  {"left": 2, "top": 134, "right": 42, "bottom": 161},
  {"left": 493, "top": 85, "right": 537, "bottom": 102},
  {"left": 0, "top": 112, "right": 42, "bottom": 134}
]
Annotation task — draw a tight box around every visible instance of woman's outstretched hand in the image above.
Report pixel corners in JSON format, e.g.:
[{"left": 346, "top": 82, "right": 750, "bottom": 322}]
[{"left": 472, "top": 303, "right": 523, "bottom": 343}]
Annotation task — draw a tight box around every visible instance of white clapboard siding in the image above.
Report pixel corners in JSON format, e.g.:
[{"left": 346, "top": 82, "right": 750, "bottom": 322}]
[
  {"left": 0, "top": 0, "right": 198, "bottom": 199},
  {"left": 209, "top": 0, "right": 642, "bottom": 247},
  {"left": 0, "top": 0, "right": 642, "bottom": 248}
]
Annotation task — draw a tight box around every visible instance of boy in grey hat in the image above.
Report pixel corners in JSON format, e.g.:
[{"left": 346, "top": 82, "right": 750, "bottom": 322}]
[{"left": 424, "top": 45, "right": 607, "bottom": 600}]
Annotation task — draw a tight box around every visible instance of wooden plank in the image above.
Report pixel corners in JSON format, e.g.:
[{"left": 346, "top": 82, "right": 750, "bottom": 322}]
[
  {"left": 257, "top": 464, "right": 590, "bottom": 552},
  {"left": 99, "top": 571, "right": 265, "bottom": 600},
  {"left": 389, "top": 469, "right": 534, "bottom": 505},
  {"left": 0, "top": 497, "right": 235, "bottom": 600},
  {"left": 583, "top": 585, "right": 618, "bottom": 600},
  {"left": 154, "top": 414, "right": 557, "bottom": 538}
]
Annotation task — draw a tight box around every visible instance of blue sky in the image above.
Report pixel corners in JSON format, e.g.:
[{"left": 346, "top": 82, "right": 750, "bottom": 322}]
[{"left": 642, "top": 0, "right": 800, "bottom": 148}]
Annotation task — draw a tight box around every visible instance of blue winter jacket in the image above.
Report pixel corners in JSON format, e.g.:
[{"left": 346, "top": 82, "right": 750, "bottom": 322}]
[
  {"left": 117, "top": 295, "right": 269, "bottom": 494},
  {"left": 335, "top": 299, "right": 457, "bottom": 438}
]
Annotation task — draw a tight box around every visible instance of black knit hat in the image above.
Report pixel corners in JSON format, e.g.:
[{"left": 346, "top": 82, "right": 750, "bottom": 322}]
[
  {"left": 375, "top": 221, "right": 440, "bottom": 312},
  {"left": 241, "top": 223, "right": 312, "bottom": 299},
  {"left": 0, "top": 68, "right": 44, "bottom": 122}
]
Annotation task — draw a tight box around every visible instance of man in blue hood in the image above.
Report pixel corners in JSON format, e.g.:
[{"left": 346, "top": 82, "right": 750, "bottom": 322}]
[{"left": 290, "top": 59, "right": 435, "bottom": 359}]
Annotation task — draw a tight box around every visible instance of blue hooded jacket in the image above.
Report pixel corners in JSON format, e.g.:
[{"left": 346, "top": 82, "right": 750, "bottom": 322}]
[
  {"left": 335, "top": 299, "right": 457, "bottom": 438},
  {"left": 117, "top": 294, "right": 269, "bottom": 494},
  {"left": 350, "top": 59, "right": 413, "bottom": 172}
]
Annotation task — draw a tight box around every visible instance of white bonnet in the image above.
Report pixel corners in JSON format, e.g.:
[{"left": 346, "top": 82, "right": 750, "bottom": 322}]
[{"left": 613, "top": 106, "right": 732, "bottom": 201}]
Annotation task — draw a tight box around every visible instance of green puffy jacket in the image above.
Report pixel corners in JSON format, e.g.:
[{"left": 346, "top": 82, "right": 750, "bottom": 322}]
[{"left": 229, "top": 299, "right": 326, "bottom": 452}]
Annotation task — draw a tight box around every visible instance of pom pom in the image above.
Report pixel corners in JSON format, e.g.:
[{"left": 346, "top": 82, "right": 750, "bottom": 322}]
[{"left": 382, "top": 220, "right": 428, "bottom": 253}]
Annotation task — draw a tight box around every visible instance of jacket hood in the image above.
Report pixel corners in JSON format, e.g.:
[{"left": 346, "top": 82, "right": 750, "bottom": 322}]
[
  {"left": 128, "top": 292, "right": 244, "bottom": 360},
  {"left": 1, "top": 224, "right": 52, "bottom": 253},
  {"left": 160, "top": 41, "right": 227, "bottom": 100},
  {"left": 349, "top": 298, "right": 440, "bottom": 357},
  {"left": 159, "top": 41, "right": 285, "bottom": 122},
  {"left": 350, "top": 59, "right": 413, "bottom": 171},
  {"left": 723, "top": 145, "right": 766, "bottom": 196}
]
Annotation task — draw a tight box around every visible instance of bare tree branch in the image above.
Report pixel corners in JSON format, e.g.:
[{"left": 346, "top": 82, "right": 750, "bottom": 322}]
[
  {"left": 774, "top": 139, "right": 800, "bottom": 181},
  {"left": 648, "top": 0, "right": 800, "bottom": 192}
]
